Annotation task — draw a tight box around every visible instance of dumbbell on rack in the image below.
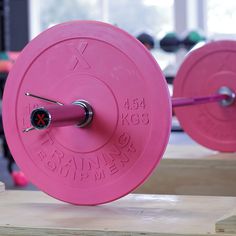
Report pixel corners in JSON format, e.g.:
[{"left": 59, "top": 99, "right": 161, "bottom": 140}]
[
  {"left": 2, "top": 21, "right": 235, "bottom": 205},
  {"left": 160, "top": 31, "right": 205, "bottom": 52}
]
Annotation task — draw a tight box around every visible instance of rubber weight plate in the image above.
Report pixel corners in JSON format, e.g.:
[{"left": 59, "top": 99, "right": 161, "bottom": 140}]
[
  {"left": 3, "top": 21, "right": 171, "bottom": 205},
  {"left": 173, "top": 40, "right": 236, "bottom": 152}
]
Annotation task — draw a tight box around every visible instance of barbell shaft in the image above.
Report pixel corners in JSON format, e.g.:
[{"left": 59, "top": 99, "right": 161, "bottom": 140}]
[
  {"left": 172, "top": 94, "right": 229, "bottom": 107},
  {"left": 28, "top": 91, "right": 233, "bottom": 131},
  {"left": 30, "top": 104, "right": 86, "bottom": 130},
  {"left": 28, "top": 100, "right": 93, "bottom": 131}
]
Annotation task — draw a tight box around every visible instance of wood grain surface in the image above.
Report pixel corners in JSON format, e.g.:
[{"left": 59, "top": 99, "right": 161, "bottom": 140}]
[
  {"left": 135, "top": 145, "right": 236, "bottom": 196},
  {"left": 0, "top": 191, "right": 236, "bottom": 235}
]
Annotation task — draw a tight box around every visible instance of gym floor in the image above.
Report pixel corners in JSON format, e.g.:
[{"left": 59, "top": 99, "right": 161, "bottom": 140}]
[{"left": 0, "top": 131, "right": 196, "bottom": 191}]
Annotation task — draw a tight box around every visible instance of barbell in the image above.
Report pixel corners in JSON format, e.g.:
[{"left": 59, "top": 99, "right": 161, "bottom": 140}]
[{"left": 2, "top": 21, "right": 236, "bottom": 205}]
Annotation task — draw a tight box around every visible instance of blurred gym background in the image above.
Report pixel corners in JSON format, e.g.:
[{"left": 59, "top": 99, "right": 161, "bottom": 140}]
[{"left": 0, "top": 0, "right": 235, "bottom": 189}]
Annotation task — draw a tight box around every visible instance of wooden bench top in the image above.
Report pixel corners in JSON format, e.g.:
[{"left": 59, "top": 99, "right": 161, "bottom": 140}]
[{"left": 0, "top": 190, "right": 236, "bottom": 235}]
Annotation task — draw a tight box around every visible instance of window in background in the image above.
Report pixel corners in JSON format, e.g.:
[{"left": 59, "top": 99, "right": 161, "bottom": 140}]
[
  {"left": 30, "top": 0, "right": 174, "bottom": 69},
  {"left": 207, "top": 0, "right": 236, "bottom": 37},
  {"left": 40, "top": 0, "right": 101, "bottom": 31},
  {"left": 106, "top": 0, "right": 175, "bottom": 70},
  {"left": 35, "top": 0, "right": 174, "bottom": 37},
  {"left": 107, "top": 0, "right": 173, "bottom": 36}
]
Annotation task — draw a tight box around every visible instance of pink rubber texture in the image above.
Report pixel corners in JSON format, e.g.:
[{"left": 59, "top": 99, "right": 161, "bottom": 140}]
[
  {"left": 173, "top": 40, "right": 236, "bottom": 152},
  {"left": 3, "top": 21, "right": 171, "bottom": 205}
]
